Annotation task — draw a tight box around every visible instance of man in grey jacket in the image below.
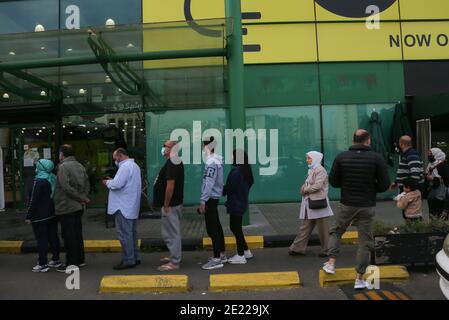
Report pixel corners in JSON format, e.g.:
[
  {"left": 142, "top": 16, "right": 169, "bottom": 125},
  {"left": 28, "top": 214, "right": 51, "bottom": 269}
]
[
  {"left": 53, "top": 144, "right": 90, "bottom": 272},
  {"left": 198, "top": 137, "right": 226, "bottom": 270}
]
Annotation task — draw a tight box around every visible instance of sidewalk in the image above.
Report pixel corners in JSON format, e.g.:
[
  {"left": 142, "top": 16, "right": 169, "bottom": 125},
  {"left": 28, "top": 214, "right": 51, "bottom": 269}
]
[{"left": 0, "top": 201, "right": 427, "bottom": 244}]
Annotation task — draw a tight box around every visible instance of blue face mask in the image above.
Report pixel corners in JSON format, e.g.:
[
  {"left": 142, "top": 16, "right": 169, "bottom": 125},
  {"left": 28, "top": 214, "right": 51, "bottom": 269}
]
[
  {"left": 115, "top": 160, "right": 119, "bottom": 167},
  {"left": 308, "top": 164, "right": 313, "bottom": 169}
]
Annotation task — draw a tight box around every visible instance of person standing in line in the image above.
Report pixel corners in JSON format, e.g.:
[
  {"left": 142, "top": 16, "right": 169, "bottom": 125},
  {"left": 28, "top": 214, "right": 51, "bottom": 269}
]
[
  {"left": 153, "top": 140, "right": 184, "bottom": 271},
  {"left": 103, "top": 148, "right": 142, "bottom": 270},
  {"left": 289, "top": 151, "right": 333, "bottom": 257},
  {"left": 25, "top": 159, "right": 61, "bottom": 272},
  {"left": 54, "top": 145, "right": 90, "bottom": 273},
  {"left": 323, "top": 130, "right": 390, "bottom": 290},
  {"left": 223, "top": 149, "right": 254, "bottom": 264},
  {"left": 424, "top": 148, "right": 449, "bottom": 219},
  {"left": 198, "top": 137, "right": 227, "bottom": 270}
]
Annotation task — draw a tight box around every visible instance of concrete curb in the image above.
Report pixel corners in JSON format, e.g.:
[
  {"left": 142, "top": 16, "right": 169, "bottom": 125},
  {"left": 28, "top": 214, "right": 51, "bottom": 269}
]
[
  {"left": 99, "top": 275, "right": 189, "bottom": 293},
  {"left": 209, "top": 271, "right": 301, "bottom": 292},
  {"left": 2, "top": 232, "right": 359, "bottom": 253},
  {"left": 319, "top": 265, "right": 410, "bottom": 287}
]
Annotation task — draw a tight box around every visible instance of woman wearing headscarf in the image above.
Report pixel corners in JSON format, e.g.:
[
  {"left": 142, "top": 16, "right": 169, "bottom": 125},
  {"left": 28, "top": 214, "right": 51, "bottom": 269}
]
[
  {"left": 25, "top": 159, "right": 61, "bottom": 272},
  {"left": 425, "top": 148, "right": 449, "bottom": 219},
  {"left": 289, "top": 151, "right": 333, "bottom": 257}
]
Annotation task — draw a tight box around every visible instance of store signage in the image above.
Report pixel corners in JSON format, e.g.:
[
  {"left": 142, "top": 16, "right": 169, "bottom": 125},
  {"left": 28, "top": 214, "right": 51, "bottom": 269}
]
[{"left": 142, "top": 0, "right": 449, "bottom": 65}]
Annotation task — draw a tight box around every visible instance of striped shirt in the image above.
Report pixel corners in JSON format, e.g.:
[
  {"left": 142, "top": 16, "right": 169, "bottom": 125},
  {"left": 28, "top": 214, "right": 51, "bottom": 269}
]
[{"left": 396, "top": 148, "right": 424, "bottom": 185}]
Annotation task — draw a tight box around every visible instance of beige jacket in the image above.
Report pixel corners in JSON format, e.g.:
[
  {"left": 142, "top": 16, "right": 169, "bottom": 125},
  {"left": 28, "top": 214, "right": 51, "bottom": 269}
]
[
  {"left": 303, "top": 165, "right": 329, "bottom": 200},
  {"left": 397, "top": 190, "right": 423, "bottom": 219}
]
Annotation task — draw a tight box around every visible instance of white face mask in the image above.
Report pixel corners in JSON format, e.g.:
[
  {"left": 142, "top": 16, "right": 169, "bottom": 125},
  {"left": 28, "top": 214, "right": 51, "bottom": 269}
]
[
  {"left": 115, "top": 160, "right": 119, "bottom": 167},
  {"left": 161, "top": 147, "right": 166, "bottom": 157}
]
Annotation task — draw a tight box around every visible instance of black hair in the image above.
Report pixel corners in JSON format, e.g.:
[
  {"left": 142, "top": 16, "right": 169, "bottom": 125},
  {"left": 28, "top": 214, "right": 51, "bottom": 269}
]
[
  {"left": 203, "top": 136, "right": 215, "bottom": 153},
  {"left": 59, "top": 144, "right": 75, "bottom": 157},
  {"left": 403, "top": 178, "right": 418, "bottom": 191},
  {"left": 233, "top": 149, "right": 254, "bottom": 188},
  {"left": 353, "top": 130, "right": 371, "bottom": 144}
]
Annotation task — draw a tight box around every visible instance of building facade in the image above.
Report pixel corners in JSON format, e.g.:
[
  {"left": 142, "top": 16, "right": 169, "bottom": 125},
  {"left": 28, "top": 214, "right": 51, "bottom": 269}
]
[{"left": 1, "top": 0, "right": 448, "bottom": 209}]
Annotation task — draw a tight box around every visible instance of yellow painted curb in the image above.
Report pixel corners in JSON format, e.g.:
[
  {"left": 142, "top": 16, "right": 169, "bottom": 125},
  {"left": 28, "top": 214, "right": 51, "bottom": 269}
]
[
  {"left": 210, "top": 271, "right": 300, "bottom": 292},
  {"left": 319, "top": 265, "right": 409, "bottom": 287},
  {"left": 203, "top": 236, "right": 264, "bottom": 250},
  {"left": 99, "top": 275, "right": 189, "bottom": 293},
  {"left": 84, "top": 240, "right": 141, "bottom": 253},
  {"left": 341, "top": 231, "right": 358, "bottom": 244},
  {"left": 0, "top": 241, "right": 23, "bottom": 254}
]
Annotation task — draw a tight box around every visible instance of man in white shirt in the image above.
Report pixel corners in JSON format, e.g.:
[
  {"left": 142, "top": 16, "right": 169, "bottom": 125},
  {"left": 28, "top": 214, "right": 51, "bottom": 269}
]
[{"left": 103, "top": 148, "right": 142, "bottom": 270}]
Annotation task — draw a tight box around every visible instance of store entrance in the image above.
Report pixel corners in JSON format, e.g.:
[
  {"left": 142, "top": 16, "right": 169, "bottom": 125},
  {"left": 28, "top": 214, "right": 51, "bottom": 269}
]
[{"left": 1, "top": 124, "right": 56, "bottom": 210}]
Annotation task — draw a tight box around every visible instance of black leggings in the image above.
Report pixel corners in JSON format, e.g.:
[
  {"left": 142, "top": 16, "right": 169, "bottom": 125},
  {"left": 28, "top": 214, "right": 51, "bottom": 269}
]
[
  {"left": 32, "top": 217, "right": 61, "bottom": 266},
  {"left": 204, "top": 199, "right": 225, "bottom": 258},
  {"left": 229, "top": 215, "right": 248, "bottom": 256}
]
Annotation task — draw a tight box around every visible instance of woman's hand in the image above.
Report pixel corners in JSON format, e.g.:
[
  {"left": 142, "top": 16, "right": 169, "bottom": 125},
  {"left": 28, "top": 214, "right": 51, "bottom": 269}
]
[
  {"left": 426, "top": 174, "right": 434, "bottom": 182},
  {"left": 300, "top": 185, "right": 306, "bottom": 195},
  {"left": 25, "top": 219, "right": 31, "bottom": 225}
]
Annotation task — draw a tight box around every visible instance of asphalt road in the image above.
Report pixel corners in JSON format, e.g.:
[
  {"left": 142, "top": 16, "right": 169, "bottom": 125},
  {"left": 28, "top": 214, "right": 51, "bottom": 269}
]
[{"left": 0, "top": 246, "right": 445, "bottom": 300}]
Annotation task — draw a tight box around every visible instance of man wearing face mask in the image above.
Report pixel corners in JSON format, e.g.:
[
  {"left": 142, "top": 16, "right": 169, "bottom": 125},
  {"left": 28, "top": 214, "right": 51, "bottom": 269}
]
[
  {"left": 153, "top": 140, "right": 184, "bottom": 271},
  {"left": 103, "top": 148, "right": 142, "bottom": 270}
]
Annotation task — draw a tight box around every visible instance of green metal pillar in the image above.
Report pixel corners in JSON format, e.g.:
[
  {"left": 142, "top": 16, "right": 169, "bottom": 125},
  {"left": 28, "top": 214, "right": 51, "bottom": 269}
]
[{"left": 225, "top": 0, "right": 248, "bottom": 225}]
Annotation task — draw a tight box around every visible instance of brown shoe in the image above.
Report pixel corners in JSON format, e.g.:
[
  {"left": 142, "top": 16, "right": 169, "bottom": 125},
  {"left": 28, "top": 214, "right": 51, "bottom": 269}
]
[{"left": 157, "top": 262, "right": 180, "bottom": 272}]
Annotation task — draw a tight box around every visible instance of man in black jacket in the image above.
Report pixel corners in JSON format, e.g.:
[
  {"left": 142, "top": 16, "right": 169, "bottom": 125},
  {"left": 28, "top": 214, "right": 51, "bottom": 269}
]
[{"left": 322, "top": 129, "right": 390, "bottom": 290}]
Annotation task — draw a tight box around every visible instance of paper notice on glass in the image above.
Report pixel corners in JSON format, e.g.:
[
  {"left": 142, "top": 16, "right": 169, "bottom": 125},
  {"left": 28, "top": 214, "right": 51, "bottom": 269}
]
[
  {"left": 24, "top": 158, "right": 34, "bottom": 167},
  {"left": 43, "top": 148, "right": 51, "bottom": 159}
]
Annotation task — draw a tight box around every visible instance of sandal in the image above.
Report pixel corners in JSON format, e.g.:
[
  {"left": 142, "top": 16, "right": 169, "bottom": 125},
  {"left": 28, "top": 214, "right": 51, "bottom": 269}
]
[{"left": 157, "top": 262, "right": 180, "bottom": 272}]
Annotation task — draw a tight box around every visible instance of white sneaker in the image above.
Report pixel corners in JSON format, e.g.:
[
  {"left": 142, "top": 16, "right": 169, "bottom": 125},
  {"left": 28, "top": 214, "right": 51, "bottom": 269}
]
[
  {"left": 244, "top": 250, "right": 253, "bottom": 259},
  {"left": 228, "top": 254, "right": 247, "bottom": 264},
  {"left": 202, "top": 258, "right": 224, "bottom": 270},
  {"left": 354, "top": 279, "right": 370, "bottom": 290},
  {"left": 322, "top": 262, "right": 335, "bottom": 274},
  {"left": 47, "top": 260, "right": 62, "bottom": 268},
  {"left": 32, "top": 264, "right": 50, "bottom": 273}
]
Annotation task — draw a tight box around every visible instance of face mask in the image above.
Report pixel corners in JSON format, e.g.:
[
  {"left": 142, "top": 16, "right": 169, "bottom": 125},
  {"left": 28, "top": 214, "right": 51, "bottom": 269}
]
[
  {"left": 115, "top": 160, "right": 119, "bottom": 167},
  {"left": 428, "top": 155, "right": 435, "bottom": 162},
  {"left": 308, "top": 164, "right": 313, "bottom": 169},
  {"left": 161, "top": 147, "right": 166, "bottom": 157}
]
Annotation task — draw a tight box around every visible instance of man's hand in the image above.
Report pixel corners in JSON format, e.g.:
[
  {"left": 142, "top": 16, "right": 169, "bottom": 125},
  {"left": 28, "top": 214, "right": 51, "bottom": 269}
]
[
  {"left": 389, "top": 183, "right": 398, "bottom": 191},
  {"left": 102, "top": 177, "right": 112, "bottom": 186},
  {"left": 198, "top": 203, "right": 206, "bottom": 214},
  {"left": 81, "top": 198, "right": 91, "bottom": 206},
  {"left": 426, "top": 174, "right": 434, "bottom": 182},
  {"left": 162, "top": 206, "right": 171, "bottom": 215},
  {"left": 25, "top": 219, "right": 31, "bottom": 225}
]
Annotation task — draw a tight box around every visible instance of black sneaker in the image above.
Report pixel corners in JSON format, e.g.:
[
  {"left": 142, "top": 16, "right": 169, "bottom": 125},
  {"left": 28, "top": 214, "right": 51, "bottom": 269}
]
[
  {"left": 113, "top": 262, "right": 136, "bottom": 270},
  {"left": 288, "top": 251, "right": 305, "bottom": 256},
  {"left": 56, "top": 265, "right": 67, "bottom": 273}
]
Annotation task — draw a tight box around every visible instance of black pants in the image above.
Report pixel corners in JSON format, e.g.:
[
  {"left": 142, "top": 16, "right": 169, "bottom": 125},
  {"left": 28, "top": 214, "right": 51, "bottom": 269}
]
[
  {"left": 229, "top": 215, "right": 248, "bottom": 256},
  {"left": 32, "top": 218, "right": 60, "bottom": 266},
  {"left": 59, "top": 210, "right": 85, "bottom": 266},
  {"left": 204, "top": 199, "right": 225, "bottom": 258}
]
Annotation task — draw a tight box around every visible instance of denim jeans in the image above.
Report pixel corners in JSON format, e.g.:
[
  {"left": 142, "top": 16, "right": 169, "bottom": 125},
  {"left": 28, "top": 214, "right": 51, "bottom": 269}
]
[{"left": 115, "top": 210, "right": 140, "bottom": 265}]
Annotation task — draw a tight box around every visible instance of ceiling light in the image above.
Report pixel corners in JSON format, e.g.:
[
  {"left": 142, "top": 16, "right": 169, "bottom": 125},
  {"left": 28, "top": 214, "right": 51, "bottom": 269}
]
[
  {"left": 2, "top": 93, "right": 9, "bottom": 99},
  {"left": 105, "top": 75, "right": 112, "bottom": 83},
  {"left": 40, "top": 90, "right": 47, "bottom": 97},
  {"left": 34, "top": 24, "right": 45, "bottom": 32},
  {"left": 9, "top": 51, "right": 15, "bottom": 56},
  {"left": 79, "top": 88, "right": 86, "bottom": 95},
  {"left": 105, "top": 18, "right": 115, "bottom": 27}
]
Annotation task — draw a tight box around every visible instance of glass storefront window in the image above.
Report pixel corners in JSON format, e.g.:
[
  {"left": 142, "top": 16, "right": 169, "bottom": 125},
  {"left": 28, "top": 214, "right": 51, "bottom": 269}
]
[
  {"left": 246, "top": 106, "right": 322, "bottom": 203},
  {"left": 0, "top": 0, "right": 58, "bottom": 34},
  {"left": 62, "top": 112, "right": 146, "bottom": 206},
  {"left": 322, "top": 104, "right": 398, "bottom": 199},
  {"left": 146, "top": 108, "right": 228, "bottom": 205}
]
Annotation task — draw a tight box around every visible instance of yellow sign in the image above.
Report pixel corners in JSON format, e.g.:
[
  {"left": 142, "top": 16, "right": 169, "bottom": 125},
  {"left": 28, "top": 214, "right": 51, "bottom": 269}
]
[{"left": 142, "top": 0, "right": 449, "bottom": 65}]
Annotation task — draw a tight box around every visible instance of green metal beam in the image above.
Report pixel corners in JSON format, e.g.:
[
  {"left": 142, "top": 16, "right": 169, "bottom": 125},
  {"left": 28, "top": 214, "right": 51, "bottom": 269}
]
[
  {"left": 225, "top": 0, "right": 248, "bottom": 225},
  {"left": 0, "top": 48, "right": 226, "bottom": 71}
]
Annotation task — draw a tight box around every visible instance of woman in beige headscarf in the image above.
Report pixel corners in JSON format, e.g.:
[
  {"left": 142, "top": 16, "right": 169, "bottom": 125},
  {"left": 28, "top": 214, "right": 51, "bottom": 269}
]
[{"left": 289, "top": 151, "right": 334, "bottom": 257}]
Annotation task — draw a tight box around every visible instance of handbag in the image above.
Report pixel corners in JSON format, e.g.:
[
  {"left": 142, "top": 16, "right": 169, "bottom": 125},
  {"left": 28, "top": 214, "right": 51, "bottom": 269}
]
[
  {"left": 428, "top": 181, "right": 447, "bottom": 201},
  {"left": 308, "top": 198, "right": 328, "bottom": 210}
]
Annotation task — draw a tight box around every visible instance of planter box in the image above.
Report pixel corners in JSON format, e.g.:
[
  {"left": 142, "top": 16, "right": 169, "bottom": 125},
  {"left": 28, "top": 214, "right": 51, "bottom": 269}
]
[{"left": 373, "top": 232, "right": 448, "bottom": 265}]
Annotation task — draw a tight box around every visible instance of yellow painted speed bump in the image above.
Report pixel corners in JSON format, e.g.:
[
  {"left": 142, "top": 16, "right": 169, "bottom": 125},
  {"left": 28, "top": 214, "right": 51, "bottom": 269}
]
[
  {"left": 341, "top": 231, "right": 358, "bottom": 244},
  {"left": 203, "top": 236, "right": 264, "bottom": 250},
  {"left": 209, "top": 271, "right": 300, "bottom": 292},
  {"left": 84, "top": 240, "right": 141, "bottom": 253},
  {"left": 0, "top": 241, "right": 23, "bottom": 254},
  {"left": 319, "top": 265, "right": 409, "bottom": 287},
  {"left": 99, "top": 275, "right": 189, "bottom": 293}
]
